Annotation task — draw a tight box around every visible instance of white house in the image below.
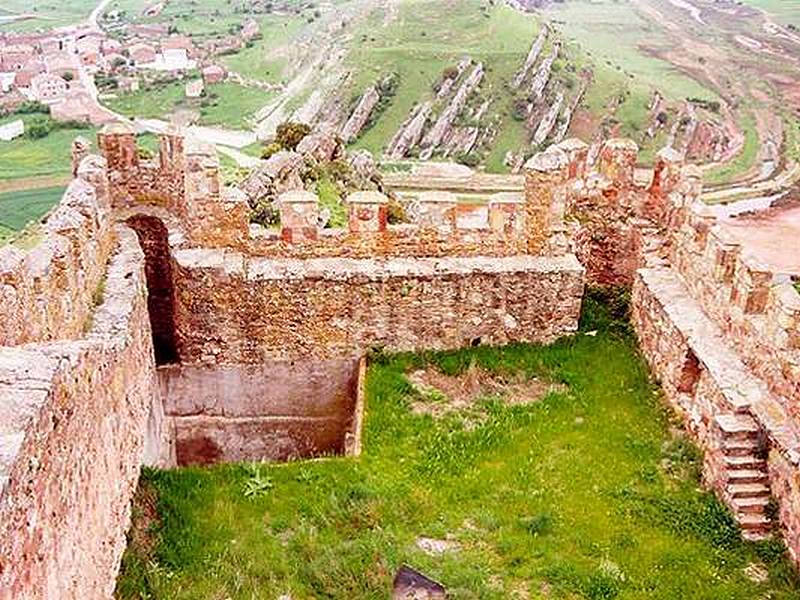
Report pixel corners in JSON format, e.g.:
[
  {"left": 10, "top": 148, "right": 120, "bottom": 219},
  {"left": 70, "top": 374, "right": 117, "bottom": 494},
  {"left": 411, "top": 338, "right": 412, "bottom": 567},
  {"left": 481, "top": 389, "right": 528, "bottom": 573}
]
[{"left": 0, "top": 119, "right": 25, "bottom": 141}]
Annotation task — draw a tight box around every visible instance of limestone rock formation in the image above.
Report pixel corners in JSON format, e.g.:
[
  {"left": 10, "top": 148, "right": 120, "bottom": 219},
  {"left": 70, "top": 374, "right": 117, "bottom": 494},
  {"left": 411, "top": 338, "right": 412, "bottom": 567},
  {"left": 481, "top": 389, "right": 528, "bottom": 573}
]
[
  {"left": 340, "top": 86, "right": 380, "bottom": 143},
  {"left": 419, "top": 62, "right": 484, "bottom": 160},
  {"left": 240, "top": 150, "right": 305, "bottom": 208}
]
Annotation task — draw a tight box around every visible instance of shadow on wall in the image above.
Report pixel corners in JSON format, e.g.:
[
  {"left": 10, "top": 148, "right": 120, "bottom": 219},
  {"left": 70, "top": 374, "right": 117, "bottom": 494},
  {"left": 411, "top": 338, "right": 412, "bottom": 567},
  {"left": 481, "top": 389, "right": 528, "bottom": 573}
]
[
  {"left": 156, "top": 357, "right": 367, "bottom": 467},
  {"left": 126, "top": 215, "right": 180, "bottom": 366}
]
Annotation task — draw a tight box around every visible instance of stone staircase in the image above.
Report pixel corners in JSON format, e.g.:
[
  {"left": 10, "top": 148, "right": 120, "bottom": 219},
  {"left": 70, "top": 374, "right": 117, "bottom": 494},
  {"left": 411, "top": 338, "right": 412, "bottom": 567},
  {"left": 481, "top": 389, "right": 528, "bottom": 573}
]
[{"left": 716, "top": 414, "right": 772, "bottom": 540}]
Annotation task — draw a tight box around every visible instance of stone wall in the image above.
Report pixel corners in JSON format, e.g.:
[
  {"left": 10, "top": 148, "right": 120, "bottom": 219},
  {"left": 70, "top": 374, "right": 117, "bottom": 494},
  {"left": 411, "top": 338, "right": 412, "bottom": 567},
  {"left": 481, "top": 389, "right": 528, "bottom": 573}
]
[
  {"left": 159, "top": 358, "right": 364, "bottom": 465},
  {"left": 171, "top": 251, "right": 585, "bottom": 363},
  {"left": 0, "top": 156, "right": 114, "bottom": 347},
  {"left": 0, "top": 227, "right": 158, "bottom": 599}
]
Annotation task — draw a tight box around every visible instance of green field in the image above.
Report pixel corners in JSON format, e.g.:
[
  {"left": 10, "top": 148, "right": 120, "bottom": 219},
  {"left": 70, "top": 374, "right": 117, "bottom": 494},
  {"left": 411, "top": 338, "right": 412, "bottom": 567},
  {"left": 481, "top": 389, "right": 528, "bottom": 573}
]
[
  {"left": 115, "top": 297, "right": 799, "bottom": 599},
  {"left": 221, "top": 17, "right": 306, "bottom": 84},
  {"left": 0, "top": 186, "right": 65, "bottom": 246},
  {"left": 0, "top": 0, "right": 97, "bottom": 31},
  {"left": 0, "top": 116, "right": 95, "bottom": 182},
  {"left": 739, "top": 1, "right": 800, "bottom": 26},
  {"left": 106, "top": 81, "right": 270, "bottom": 130}
]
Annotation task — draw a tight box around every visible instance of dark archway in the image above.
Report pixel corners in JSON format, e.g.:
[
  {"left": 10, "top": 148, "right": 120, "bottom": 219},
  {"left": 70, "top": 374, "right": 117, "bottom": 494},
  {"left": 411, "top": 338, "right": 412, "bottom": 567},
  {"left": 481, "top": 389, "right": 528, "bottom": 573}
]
[
  {"left": 677, "top": 350, "right": 701, "bottom": 396},
  {"left": 127, "top": 215, "right": 180, "bottom": 365}
]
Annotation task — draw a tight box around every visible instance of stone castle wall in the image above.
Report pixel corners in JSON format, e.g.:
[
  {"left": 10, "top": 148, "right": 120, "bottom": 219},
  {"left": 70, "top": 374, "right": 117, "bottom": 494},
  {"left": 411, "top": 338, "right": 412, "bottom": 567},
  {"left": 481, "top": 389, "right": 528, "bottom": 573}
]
[
  {"left": 619, "top": 142, "right": 800, "bottom": 558},
  {"left": 0, "top": 157, "right": 115, "bottom": 347},
  {"left": 0, "top": 227, "right": 159, "bottom": 599},
  {"left": 92, "top": 126, "right": 586, "bottom": 469},
  {"left": 4, "top": 120, "right": 800, "bottom": 599}
]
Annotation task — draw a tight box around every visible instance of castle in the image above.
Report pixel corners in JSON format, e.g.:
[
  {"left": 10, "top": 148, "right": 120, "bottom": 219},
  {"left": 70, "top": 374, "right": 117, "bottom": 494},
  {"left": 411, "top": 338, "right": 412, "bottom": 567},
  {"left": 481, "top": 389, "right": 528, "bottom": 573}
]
[{"left": 0, "top": 124, "right": 798, "bottom": 598}]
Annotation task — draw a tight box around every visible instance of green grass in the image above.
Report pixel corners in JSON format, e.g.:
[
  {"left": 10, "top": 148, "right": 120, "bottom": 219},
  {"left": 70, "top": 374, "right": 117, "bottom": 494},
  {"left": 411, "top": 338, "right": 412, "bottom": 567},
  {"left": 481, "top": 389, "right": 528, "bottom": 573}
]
[
  {"left": 546, "top": 0, "right": 717, "bottom": 103},
  {"left": 0, "top": 186, "right": 64, "bottom": 231},
  {"left": 0, "top": 116, "right": 95, "bottom": 182},
  {"left": 704, "top": 110, "right": 760, "bottom": 186},
  {"left": 0, "top": 0, "right": 97, "bottom": 31},
  {"left": 200, "top": 83, "right": 274, "bottom": 129},
  {"left": 0, "top": 186, "right": 65, "bottom": 247},
  {"left": 345, "top": 1, "right": 544, "bottom": 168},
  {"left": 106, "top": 81, "right": 270, "bottom": 130},
  {"left": 221, "top": 17, "right": 305, "bottom": 83},
  {"left": 115, "top": 297, "right": 799, "bottom": 599},
  {"left": 739, "top": 1, "right": 800, "bottom": 27}
]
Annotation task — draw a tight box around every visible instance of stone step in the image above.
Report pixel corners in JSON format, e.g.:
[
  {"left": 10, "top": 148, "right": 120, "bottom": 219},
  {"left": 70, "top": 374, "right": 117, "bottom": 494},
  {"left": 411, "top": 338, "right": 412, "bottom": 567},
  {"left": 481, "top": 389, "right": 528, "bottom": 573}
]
[
  {"left": 732, "top": 496, "right": 770, "bottom": 515},
  {"left": 728, "top": 482, "right": 771, "bottom": 499},
  {"left": 715, "top": 414, "right": 760, "bottom": 440},
  {"left": 724, "top": 455, "right": 766, "bottom": 470},
  {"left": 725, "top": 469, "right": 768, "bottom": 485},
  {"left": 721, "top": 438, "right": 760, "bottom": 456},
  {"left": 742, "top": 530, "right": 772, "bottom": 542},
  {"left": 738, "top": 514, "right": 772, "bottom": 539}
]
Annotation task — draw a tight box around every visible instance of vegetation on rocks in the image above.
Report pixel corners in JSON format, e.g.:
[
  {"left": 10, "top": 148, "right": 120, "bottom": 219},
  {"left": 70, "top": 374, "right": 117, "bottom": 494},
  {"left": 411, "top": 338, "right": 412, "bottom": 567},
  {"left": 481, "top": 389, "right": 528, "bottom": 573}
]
[{"left": 116, "top": 297, "right": 799, "bottom": 599}]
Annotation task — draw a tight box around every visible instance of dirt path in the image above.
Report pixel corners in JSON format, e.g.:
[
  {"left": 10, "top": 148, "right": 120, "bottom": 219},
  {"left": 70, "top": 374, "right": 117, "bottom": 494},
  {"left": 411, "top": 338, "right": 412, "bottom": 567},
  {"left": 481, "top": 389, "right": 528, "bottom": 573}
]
[{"left": 722, "top": 203, "right": 800, "bottom": 275}]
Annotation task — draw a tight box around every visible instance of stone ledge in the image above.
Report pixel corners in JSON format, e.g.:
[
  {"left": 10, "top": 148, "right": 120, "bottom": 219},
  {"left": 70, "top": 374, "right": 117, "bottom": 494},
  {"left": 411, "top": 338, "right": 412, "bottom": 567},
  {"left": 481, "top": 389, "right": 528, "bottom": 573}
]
[
  {"left": 638, "top": 267, "right": 770, "bottom": 413},
  {"left": 638, "top": 267, "right": 800, "bottom": 464},
  {"left": 173, "top": 250, "right": 585, "bottom": 282}
]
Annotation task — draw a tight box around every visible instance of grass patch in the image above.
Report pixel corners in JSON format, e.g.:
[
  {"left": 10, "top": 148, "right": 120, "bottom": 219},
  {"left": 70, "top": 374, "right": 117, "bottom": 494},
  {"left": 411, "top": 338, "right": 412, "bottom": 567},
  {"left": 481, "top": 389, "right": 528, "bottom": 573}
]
[
  {"left": 704, "top": 110, "right": 759, "bottom": 186},
  {"left": 0, "top": 116, "right": 94, "bottom": 182},
  {"left": 116, "top": 297, "right": 799, "bottom": 599},
  {"left": 0, "top": 186, "right": 64, "bottom": 233}
]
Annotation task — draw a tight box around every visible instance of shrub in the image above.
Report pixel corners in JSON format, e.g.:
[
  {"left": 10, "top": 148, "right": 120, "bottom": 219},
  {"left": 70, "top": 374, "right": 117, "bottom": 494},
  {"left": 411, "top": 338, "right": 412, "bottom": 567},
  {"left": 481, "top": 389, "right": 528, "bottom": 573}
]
[
  {"left": 15, "top": 101, "right": 49, "bottom": 115},
  {"left": 275, "top": 121, "right": 311, "bottom": 150},
  {"left": 260, "top": 141, "right": 282, "bottom": 159},
  {"left": 25, "top": 116, "right": 53, "bottom": 139}
]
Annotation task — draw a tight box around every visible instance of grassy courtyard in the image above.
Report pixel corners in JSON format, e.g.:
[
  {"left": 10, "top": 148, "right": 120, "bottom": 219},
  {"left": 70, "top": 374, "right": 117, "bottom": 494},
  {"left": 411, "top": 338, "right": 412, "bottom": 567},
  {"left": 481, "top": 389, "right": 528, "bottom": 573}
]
[{"left": 115, "top": 296, "right": 799, "bottom": 599}]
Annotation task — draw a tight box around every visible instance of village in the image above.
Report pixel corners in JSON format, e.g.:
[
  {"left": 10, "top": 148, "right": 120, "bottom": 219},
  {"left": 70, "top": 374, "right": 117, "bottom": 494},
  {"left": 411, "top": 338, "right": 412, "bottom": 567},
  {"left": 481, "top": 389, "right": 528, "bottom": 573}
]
[{"left": 0, "top": 9, "right": 260, "bottom": 140}]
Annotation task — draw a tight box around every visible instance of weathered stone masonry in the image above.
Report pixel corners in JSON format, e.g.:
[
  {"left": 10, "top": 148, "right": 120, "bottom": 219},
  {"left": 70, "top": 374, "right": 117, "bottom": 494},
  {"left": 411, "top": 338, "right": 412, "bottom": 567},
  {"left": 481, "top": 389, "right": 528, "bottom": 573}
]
[
  {"left": 0, "top": 124, "right": 587, "bottom": 597},
  {"left": 4, "top": 122, "right": 798, "bottom": 597},
  {"left": 553, "top": 136, "right": 800, "bottom": 556}
]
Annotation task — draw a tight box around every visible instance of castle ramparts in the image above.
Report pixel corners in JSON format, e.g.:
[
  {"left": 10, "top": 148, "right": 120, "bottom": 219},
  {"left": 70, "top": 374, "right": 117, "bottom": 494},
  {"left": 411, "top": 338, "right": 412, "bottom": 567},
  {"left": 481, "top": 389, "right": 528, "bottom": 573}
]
[{"left": 0, "top": 125, "right": 799, "bottom": 597}]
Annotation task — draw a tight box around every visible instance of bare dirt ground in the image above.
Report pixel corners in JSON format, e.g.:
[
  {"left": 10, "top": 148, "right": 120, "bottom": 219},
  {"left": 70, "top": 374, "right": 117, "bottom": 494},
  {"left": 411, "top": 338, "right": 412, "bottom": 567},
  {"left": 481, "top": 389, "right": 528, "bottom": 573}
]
[
  {"left": 723, "top": 201, "right": 800, "bottom": 275},
  {"left": 407, "top": 364, "right": 567, "bottom": 421}
]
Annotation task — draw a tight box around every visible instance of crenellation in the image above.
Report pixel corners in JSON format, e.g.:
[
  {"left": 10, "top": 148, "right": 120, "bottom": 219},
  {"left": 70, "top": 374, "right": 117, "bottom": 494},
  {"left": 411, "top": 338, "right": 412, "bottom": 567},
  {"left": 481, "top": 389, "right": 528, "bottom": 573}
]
[
  {"left": 346, "top": 191, "right": 389, "bottom": 234},
  {"left": 3, "top": 126, "right": 800, "bottom": 597}
]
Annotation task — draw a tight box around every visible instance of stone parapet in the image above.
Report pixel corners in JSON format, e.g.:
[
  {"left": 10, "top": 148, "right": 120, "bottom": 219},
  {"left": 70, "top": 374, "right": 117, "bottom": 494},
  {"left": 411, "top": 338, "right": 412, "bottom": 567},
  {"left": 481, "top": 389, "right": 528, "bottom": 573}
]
[
  {"left": 632, "top": 266, "right": 800, "bottom": 561},
  {"left": 0, "top": 156, "right": 114, "bottom": 346},
  {"left": 0, "top": 227, "right": 158, "bottom": 599},
  {"left": 171, "top": 250, "right": 585, "bottom": 363}
]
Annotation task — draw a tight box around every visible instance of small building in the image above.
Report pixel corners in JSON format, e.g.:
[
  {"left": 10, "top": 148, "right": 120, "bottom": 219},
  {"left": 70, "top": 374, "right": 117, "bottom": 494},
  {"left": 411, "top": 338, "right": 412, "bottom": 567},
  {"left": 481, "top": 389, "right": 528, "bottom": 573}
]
[
  {"left": 162, "top": 48, "right": 189, "bottom": 71},
  {"left": 129, "top": 43, "right": 157, "bottom": 66},
  {"left": 44, "top": 52, "right": 80, "bottom": 79},
  {"left": 201, "top": 64, "right": 226, "bottom": 85},
  {"left": 13, "top": 69, "right": 37, "bottom": 89},
  {"left": 242, "top": 19, "right": 260, "bottom": 41},
  {"left": 30, "top": 73, "right": 68, "bottom": 102},
  {"left": 185, "top": 79, "right": 204, "bottom": 99},
  {"left": 0, "top": 72, "right": 15, "bottom": 93},
  {"left": 0, "top": 53, "right": 29, "bottom": 72},
  {"left": 118, "top": 76, "right": 140, "bottom": 93},
  {"left": 0, "top": 119, "right": 24, "bottom": 142}
]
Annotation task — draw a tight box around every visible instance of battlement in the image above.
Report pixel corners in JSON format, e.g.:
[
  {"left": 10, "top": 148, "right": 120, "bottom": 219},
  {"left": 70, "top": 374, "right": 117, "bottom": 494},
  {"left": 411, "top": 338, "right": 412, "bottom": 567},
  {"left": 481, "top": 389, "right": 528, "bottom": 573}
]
[{"left": 0, "top": 155, "right": 114, "bottom": 347}]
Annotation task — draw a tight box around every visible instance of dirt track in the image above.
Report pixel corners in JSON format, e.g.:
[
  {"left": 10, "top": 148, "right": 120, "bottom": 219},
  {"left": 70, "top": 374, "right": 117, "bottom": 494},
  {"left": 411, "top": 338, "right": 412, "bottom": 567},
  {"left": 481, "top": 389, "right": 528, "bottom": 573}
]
[{"left": 723, "top": 203, "right": 800, "bottom": 275}]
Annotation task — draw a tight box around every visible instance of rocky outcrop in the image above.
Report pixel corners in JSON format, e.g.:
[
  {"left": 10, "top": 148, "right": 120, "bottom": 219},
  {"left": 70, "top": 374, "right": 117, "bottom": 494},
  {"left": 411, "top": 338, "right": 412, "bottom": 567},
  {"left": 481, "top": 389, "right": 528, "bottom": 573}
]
[
  {"left": 530, "top": 41, "right": 561, "bottom": 101},
  {"left": 533, "top": 90, "right": 564, "bottom": 146},
  {"left": 512, "top": 25, "right": 548, "bottom": 89},
  {"left": 240, "top": 150, "right": 305, "bottom": 206},
  {"left": 554, "top": 78, "right": 588, "bottom": 143},
  {"left": 296, "top": 128, "right": 344, "bottom": 162},
  {"left": 340, "top": 85, "right": 380, "bottom": 143},
  {"left": 420, "top": 62, "right": 484, "bottom": 160},
  {"left": 387, "top": 101, "right": 432, "bottom": 159}
]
